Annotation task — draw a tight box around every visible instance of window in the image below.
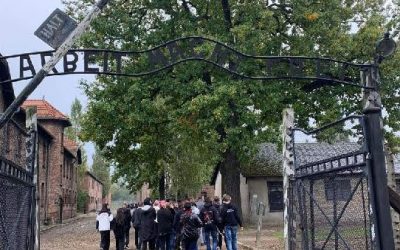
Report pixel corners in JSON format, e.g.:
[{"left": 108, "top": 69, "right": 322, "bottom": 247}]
[
  {"left": 268, "top": 181, "right": 284, "bottom": 212},
  {"left": 324, "top": 179, "right": 351, "bottom": 201}
]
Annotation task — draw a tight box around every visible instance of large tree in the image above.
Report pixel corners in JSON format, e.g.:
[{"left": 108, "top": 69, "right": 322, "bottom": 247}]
[{"left": 64, "top": 0, "right": 400, "bottom": 211}]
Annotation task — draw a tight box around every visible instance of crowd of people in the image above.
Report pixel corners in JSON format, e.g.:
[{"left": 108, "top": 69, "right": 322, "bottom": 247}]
[{"left": 96, "top": 194, "right": 243, "bottom": 250}]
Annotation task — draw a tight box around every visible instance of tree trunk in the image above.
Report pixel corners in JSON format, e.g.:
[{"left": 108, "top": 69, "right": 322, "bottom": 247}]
[
  {"left": 159, "top": 172, "right": 166, "bottom": 199},
  {"left": 220, "top": 148, "right": 242, "bottom": 219}
]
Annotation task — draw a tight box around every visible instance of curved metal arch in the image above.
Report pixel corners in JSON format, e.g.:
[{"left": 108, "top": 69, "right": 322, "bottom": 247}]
[{"left": 0, "top": 36, "right": 374, "bottom": 89}]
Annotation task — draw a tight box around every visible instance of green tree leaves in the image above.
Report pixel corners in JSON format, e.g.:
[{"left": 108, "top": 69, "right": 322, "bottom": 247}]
[{"left": 63, "top": 0, "right": 400, "bottom": 196}]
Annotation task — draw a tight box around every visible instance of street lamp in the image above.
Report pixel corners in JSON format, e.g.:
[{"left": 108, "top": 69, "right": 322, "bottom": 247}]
[
  {"left": 376, "top": 32, "right": 397, "bottom": 63},
  {"left": 362, "top": 31, "right": 398, "bottom": 250}
]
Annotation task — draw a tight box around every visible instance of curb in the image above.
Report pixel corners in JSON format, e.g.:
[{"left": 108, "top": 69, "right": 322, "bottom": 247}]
[{"left": 238, "top": 241, "right": 255, "bottom": 250}]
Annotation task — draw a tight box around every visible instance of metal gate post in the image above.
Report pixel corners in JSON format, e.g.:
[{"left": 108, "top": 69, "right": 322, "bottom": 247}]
[
  {"left": 26, "top": 107, "right": 38, "bottom": 250},
  {"left": 363, "top": 65, "right": 394, "bottom": 250},
  {"left": 283, "top": 108, "right": 295, "bottom": 250}
]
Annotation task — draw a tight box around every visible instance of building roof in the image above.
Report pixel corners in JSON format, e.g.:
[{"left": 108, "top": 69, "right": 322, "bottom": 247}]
[
  {"left": 241, "top": 141, "right": 363, "bottom": 177},
  {"left": 85, "top": 171, "right": 103, "bottom": 186},
  {"left": 64, "top": 137, "right": 79, "bottom": 158},
  {"left": 22, "top": 100, "right": 71, "bottom": 126},
  {"left": 0, "top": 54, "right": 15, "bottom": 108}
]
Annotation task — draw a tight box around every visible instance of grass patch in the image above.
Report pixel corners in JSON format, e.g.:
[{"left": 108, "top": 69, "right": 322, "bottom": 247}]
[{"left": 273, "top": 230, "right": 284, "bottom": 240}]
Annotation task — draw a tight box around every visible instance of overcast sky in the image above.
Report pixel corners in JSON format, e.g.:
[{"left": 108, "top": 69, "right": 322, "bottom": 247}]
[{"left": 0, "top": 0, "right": 95, "bottom": 164}]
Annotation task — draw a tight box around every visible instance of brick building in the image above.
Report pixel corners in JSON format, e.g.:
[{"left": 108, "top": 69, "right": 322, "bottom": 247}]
[
  {"left": 22, "top": 100, "right": 80, "bottom": 224},
  {"left": 84, "top": 171, "right": 103, "bottom": 212},
  {"left": 0, "top": 67, "right": 27, "bottom": 168}
]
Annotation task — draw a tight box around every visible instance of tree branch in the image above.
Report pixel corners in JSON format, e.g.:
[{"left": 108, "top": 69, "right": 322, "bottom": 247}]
[{"left": 221, "top": 0, "right": 233, "bottom": 31}]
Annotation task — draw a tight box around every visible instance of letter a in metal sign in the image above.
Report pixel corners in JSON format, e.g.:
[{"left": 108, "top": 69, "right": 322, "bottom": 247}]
[{"left": 34, "top": 8, "right": 78, "bottom": 49}]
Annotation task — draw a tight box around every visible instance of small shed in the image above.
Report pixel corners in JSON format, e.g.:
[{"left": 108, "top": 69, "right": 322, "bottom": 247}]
[{"left": 222, "top": 141, "right": 363, "bottom": 225}]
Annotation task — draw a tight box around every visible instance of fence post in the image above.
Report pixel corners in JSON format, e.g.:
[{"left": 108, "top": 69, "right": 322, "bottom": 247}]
[
  {"left": 282, "top": 108, "right": 295, "bottom": 250},
  {"left": 363, "top": 66, "right": 394, "bottom": 249},
  {"left": 255, "top": 202, "right": 266, "bottom": 248},
  {"left": 25, "top": 107, "right": 38, "bottom": 250}
]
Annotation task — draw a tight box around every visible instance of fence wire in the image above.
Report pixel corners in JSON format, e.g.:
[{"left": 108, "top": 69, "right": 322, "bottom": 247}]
[
  {"left": 295, "top": 169, "right": 373, "bottom": 250},
  {"left": 0, "top": 172, "right": 33, "bottom": 250}
]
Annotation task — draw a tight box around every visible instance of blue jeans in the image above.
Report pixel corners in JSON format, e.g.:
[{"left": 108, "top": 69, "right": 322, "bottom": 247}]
[
  {"left": 158, "top": 233, "right": 171, "bottom": 250},
  {"left": 224, "top": 226, "right": 238, "bottom": 250},
  {"left": 183, "top": 239, "right": 198, "bottom": 250},
  {"left": 169, "top": 230, "right": 176, "bottom": 250},
  {"left": 204, "top": 228, "right": 218, "bottom": 250}
]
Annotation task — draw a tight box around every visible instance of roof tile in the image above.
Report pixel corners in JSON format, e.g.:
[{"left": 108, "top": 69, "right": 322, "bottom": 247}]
[{"left": 22, "top": 100, "right": 69, "bottom": 121}]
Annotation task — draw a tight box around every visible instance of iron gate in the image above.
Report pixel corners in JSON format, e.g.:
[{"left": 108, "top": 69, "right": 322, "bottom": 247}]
[
  {"left": 291, "top": 115, "right": 376, "bottom": 249},
  {"left": 0, "top": 121, "right": 35, "bottom": 250}
]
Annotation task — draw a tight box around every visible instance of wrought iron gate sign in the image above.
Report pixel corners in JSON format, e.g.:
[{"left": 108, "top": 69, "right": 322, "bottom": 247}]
[
  {"left": 0, "top": 36, "right": 372, "bottom": 88},
  {"left": 34, "top": 8, "right": 78, "bottom": 49}
]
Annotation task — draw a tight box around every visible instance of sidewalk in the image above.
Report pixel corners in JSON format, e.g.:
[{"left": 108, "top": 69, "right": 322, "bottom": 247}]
[
  {"left": 237, "top": 225, "right": 284, "bottom": 250},
  {"left": 40, "top": 212, "right": 96, "bottom": 233}
]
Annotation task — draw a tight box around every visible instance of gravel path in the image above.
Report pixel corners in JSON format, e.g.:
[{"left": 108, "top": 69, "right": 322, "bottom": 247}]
[
  {"left": 40, "top": 214, "right": 281, "bottom": 250},
  {"left": 41, "top": 215, "right": 133, "bottom": 250}
]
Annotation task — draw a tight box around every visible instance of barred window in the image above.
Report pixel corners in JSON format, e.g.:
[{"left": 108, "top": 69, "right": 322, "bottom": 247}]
[{"left": 268, "top": 181, "right": 284, "bottom": 212}]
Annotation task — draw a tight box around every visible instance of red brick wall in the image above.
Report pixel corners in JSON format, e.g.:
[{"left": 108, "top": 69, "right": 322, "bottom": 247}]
[
  {"left": 84, "top": 173, "right": 103, "bottom": 212},
  {"left": 38, "top": 120, "right": 78, "bottom": 223},
  {"left": 37, "top": 131, "right": 52, "bottom": 224}
]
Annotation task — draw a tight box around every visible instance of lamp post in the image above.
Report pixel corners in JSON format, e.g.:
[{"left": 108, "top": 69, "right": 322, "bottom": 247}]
[{"left": 363, "top": 32, "right": 397, "bottom": 250}]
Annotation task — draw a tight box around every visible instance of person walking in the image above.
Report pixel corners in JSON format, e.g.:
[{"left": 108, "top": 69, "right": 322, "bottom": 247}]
[
  {"left": 96, "top": 203, "right": 113, "bottom": 250},
  {"left": 124, "top": 203, "right": 133, "bottom": 249},
  {"left": 173, "top": 201, "right": 185, "bottom": 250},
  {"left": 157, "top": 200, "right": 173, "bottom": 250},
  {"left": 220, "top": 195, "right": 243, "bottom": 250},
  {"left": 180, "top": 202, "right": 203, "bottom": 250},
  {"left": 133, "top": 202, "right": 143, "bottom": 250},
  {"left": 167, "top": 201, "right": 177, "bottom": 250},
  {"left": 200, "top": 197, "right": 220, "bottom": 250},
  {"left": 140, "top": 198, "right": 157, "bottom": 250},
  {"left": 114, "top": 208, "right": 127, "bottom": 250},
  {"left": 212, "top": 196, "right": 224, "bottom": 250}
]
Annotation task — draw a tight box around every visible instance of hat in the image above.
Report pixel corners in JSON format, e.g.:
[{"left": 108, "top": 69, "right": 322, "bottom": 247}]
[{"left": 144, "top": 197, "right": 152, "bottom": 206}]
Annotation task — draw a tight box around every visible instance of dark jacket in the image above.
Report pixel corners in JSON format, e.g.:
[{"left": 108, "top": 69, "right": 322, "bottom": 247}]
[
  {"left": 113, "top": 221, "right": 125, "bottom": 238},
  {"left": 200, "top": 202, "right": 220, "bottom": 230},
  {"left": 221, "top": 203, "right": 242, "bottom": 227},
  {"left": 157, "top": 207, "right": 173, "bottom": 235},
  {"left": 173, "top": 209, "right": 184, "bottom": 233},
  {"left": 180, "top": 211, "right": 203, "bottom": 241},
  {"left": 139, "top": 205, "right": 157, "bottom": 241},
  {"left": 124, "top": 207, "right": 132, "bottom": 229},
  {"left": 133, "top": 207, "right": 142, "bottom": 228}
]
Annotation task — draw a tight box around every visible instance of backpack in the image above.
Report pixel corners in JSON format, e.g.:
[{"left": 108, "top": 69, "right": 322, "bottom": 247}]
[{"left": 181, "top": 213, "right": 200, "bottom": 241}]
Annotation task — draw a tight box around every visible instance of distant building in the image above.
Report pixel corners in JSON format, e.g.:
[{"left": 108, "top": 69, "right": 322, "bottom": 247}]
[
  {"left": 22, "top": 100, "right": 81, "bottom": 224},
  {"left": 213, "top": 142, "right": 370, "bottom": 225},
  {"left": 84, "top": 171, "right": 103, "bottom": 212},
  {"left": 136, "top": 183, "right": 151, "bottom": 203}
]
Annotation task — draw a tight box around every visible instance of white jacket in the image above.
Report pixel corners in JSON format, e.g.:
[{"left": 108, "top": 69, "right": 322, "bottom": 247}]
[{"left": 96, "top": 212, "right": 113, "bottom": 231}]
